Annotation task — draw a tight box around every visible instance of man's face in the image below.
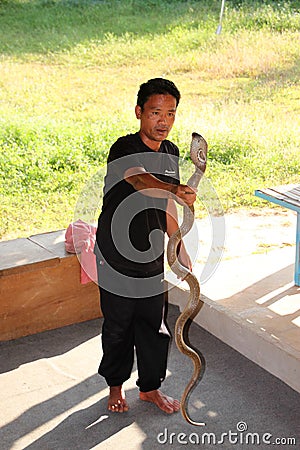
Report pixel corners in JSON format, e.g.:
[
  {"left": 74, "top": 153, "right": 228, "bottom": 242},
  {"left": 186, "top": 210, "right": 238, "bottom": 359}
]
[{"left": 135, "top": 94, "right": 177, "bottom": 150}]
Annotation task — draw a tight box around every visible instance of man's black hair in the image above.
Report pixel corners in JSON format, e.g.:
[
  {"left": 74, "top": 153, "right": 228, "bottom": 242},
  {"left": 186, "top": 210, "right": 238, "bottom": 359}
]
[{"left": 137, "top": 78, "right": 181, "bottom": 110}]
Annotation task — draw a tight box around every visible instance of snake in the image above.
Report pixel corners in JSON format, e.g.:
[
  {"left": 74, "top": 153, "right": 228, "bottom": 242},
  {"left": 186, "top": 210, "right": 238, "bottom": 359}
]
[{"left": 167, "top": 132, "right": 208, "bottom": 426}]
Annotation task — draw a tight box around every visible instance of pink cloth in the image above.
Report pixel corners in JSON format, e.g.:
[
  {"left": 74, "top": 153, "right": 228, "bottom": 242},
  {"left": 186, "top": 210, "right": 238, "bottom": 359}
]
[{"left": 65, "top": 219, "right": 97, "bottom": 284}]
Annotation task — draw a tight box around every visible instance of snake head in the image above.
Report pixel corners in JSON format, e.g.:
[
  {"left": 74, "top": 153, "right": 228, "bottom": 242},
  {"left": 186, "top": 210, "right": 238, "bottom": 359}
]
[{"left": 191, "top": 132, "right": 207, "bottom": 174}]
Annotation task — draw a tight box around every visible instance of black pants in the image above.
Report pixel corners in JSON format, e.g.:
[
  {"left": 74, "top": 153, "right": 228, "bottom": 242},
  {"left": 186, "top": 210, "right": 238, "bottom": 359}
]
[{"left": 98, "top": 286, "right": 171, "bottom": 392}]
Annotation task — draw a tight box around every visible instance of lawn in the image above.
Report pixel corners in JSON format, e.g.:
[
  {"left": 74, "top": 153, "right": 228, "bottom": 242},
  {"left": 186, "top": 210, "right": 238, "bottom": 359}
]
[{"left": 0, "top": 0, "right": 299, "bottom": 239}]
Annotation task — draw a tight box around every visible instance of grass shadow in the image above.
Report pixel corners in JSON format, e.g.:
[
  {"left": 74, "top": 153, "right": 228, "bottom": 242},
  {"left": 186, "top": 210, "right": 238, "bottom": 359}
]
[{"left": 0, "top": 0, "right": 220, "bottom": 57}]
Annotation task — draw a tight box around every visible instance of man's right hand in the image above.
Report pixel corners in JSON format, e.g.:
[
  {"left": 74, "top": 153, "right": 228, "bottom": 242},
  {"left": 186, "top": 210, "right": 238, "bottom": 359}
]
[{"left": 174, "top": 184, "right": 197, "bottom": 207}]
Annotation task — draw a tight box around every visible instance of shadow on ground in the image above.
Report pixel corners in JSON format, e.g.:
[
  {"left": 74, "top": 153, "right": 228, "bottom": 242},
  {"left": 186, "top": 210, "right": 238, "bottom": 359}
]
[{"left": 1, "top": 305, "right": 299, "bottom": 449}]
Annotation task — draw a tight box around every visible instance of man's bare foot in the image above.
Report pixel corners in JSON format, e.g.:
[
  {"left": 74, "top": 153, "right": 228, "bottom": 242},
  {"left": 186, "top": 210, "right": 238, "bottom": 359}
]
[
  {"left": 108, "top": 385, "right": 129, "bottom": 413},
  {"left": 139, "top": 389, "right": 180, "bottom": 414}
]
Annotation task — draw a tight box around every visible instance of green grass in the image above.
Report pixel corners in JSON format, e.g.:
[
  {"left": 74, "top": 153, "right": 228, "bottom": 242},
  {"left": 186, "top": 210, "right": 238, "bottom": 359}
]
[{"left": 0, "top": 0, "right": 299, "bottom": 239}]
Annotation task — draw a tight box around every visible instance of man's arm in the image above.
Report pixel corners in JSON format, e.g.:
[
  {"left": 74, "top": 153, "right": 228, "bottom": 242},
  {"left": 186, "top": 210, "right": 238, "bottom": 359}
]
[{"left": 124, "top": 166, "right": 196, "bottom": 207}]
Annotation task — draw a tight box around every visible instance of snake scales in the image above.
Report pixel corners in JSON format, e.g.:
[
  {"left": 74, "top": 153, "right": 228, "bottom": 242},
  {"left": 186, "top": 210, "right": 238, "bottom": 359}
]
[{"left": 167, "top": 132, "right": 208, "bottom": 426}]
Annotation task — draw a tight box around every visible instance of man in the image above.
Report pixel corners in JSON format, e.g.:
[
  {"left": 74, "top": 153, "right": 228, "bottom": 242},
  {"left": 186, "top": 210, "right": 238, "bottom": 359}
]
[{"left": 94, "top": 78, "right": 196, "bottom": 414}]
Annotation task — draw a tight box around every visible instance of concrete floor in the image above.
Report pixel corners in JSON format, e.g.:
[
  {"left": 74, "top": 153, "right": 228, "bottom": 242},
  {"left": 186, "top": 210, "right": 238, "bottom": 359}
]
[
  {"left": 1, "top": 209, "right": 300, "bottom": 449},
  {"left": 1, "top": 304, "right": 299, "bottom": 450}
]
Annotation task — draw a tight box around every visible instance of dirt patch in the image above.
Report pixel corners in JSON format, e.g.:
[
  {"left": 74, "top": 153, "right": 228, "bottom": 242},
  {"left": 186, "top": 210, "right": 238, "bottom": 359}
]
[{"left": 196, "top": 207, "right": 297, "bottom": 262}]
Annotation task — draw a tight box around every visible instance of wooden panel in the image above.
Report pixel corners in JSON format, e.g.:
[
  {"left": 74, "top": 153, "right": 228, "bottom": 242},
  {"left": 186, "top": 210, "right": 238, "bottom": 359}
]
[
  {"left": 0, "top": 254, "right": 101, "bottom": 341},
  {"left": 255, "top": 184, "right": 300, "bottom": 212},
  {"left": 0, "top": 229, "right": 102, "bottom": 341}
]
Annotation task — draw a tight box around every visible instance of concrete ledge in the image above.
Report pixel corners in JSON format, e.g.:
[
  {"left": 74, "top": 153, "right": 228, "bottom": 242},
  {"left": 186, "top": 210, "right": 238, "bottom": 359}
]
[
  {"left": 169, "top": 281, "right": 300, "bottom": 394},
  {"left": 0, "top": 230, "right": 101, "bottom": 341}
]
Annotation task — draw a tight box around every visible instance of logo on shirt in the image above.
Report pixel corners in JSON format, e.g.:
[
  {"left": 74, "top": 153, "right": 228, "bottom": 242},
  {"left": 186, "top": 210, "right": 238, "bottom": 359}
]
[{"left": 164, "top": 169, "right": 176, "bottom": 175}]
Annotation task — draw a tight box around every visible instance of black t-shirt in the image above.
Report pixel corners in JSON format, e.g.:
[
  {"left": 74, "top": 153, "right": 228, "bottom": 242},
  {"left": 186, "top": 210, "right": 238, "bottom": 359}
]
[{"left": 95, "top": 132, "right": 180, "bottom": 276}]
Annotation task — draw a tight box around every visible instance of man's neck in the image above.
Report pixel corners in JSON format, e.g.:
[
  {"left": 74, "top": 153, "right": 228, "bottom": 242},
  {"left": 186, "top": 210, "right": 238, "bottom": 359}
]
[{"left": 138, "top": 132, "right": 162, "bottom": 151}]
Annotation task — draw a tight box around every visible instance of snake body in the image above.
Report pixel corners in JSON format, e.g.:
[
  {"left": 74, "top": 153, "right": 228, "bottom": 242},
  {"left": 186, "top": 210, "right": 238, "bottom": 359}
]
[{"left": 167, "top": 132, "right": 208, "bottom": 426}]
